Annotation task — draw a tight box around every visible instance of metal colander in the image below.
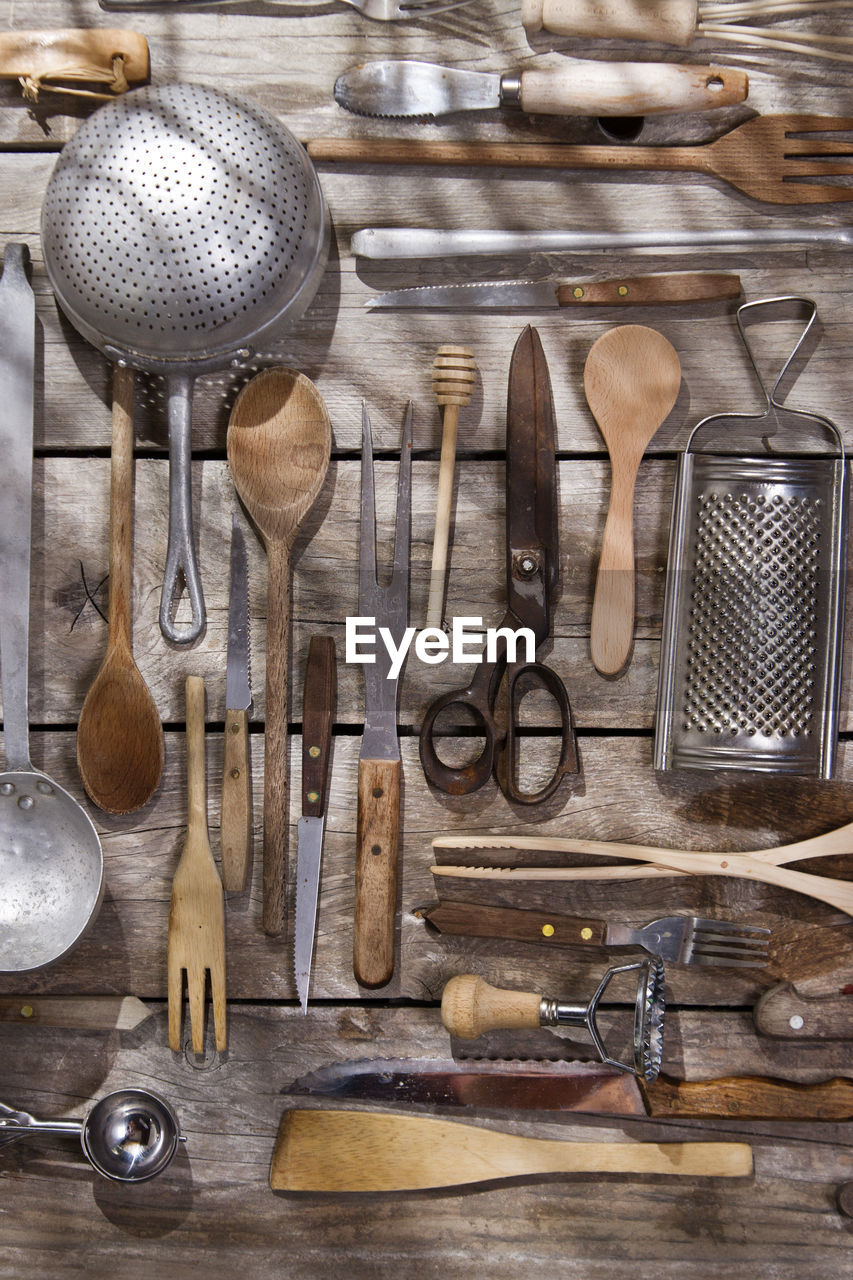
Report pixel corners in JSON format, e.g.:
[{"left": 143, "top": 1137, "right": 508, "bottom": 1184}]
[
  {"left": 42, "top": 82, "right": 329, "bottom": 642},
  {"left": 655, "top": 297, "right": 848, "bottom": 778}
]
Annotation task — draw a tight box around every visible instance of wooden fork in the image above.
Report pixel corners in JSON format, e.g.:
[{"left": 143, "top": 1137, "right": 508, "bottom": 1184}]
[
  {"left": 308, "top": 115, "right": 853, "bottom": 205},
  {"left": 168, "top": 675, "right": 226, "bottom": 1053}
]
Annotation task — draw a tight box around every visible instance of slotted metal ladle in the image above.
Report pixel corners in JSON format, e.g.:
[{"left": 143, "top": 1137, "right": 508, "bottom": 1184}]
[{"left": 41, "top": 83, "right": 329, "bottom": 643}]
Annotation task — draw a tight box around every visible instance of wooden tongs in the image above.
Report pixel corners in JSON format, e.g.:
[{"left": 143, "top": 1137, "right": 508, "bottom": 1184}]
[{"left": 0, "top": 29, "right": 149, "bottom": 103}]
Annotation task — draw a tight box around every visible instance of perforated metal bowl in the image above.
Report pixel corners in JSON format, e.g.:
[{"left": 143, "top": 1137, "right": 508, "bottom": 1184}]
[{"left": 42, "top": 83, "right": 329, "bottom": 642}]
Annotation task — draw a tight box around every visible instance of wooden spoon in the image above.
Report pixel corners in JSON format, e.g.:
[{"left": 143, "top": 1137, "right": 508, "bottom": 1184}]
[
  {"left": 584, "top": 325, "right": 681, "bottom": 677},
  {"left": 270, "top": 1109, "right": 752, "bottom": 1192},
  {"left": 76, "top": 366, "right": 164, "bottom": 814},
  {"left": 226, "top": 367, "right": 331, "bottom": 938}
]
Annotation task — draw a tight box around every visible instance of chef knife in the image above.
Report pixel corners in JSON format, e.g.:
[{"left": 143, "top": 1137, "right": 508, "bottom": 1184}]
[
  {"left": 754, "top": 981, "right": 853, "bottom": 1040},
  {"left": 367, "top": 274, "right": 743, "bottom": 311},
  {"left": 334, "top": 58, "right": 748, "bottom": 120},
  {"left": 287, "top": 1056, "right": 853, "bottom": 1121},
  {"left": 221, "top": 514, "right": 252, "bottom": 892},
  {"left": 294, "top": 636, "right": 337, "bottom": 1013}
]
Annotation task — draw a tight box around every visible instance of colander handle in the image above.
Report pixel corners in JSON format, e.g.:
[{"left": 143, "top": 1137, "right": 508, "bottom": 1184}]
[{"left": 159, "top": 375, "right": 205, "bottom": 644}]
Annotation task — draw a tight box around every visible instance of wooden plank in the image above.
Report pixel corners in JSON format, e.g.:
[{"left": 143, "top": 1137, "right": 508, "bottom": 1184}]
[{"left": 0, "top": 1005, "right": 851, "bottom": 1279}]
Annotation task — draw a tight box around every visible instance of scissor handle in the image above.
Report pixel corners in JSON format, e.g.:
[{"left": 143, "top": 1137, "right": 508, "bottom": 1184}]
[
  {"left": 498, "top": 663, "right": 579, "bottom": 806},
  {"left": 419, "top": 664, "right": 504, "bottom": 796}
]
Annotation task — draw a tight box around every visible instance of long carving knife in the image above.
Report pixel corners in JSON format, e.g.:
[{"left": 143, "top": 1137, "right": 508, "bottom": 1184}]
[
  {"left": 294, "top": 636, "right": 337, "bottom": 1013},
  {"left": 286, "top": 1057, "right": 853, "bottom": 1121},
  {"left": 221, "top": 514, "right": 252, "bottom": 892},
  {"left": 367, "top": 275, "right": 743, "bottom": 311}
]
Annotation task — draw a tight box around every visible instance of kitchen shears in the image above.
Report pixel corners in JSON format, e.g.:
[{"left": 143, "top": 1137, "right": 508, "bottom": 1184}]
[{"left": 419, "top": 325, "right": 578, "bottom": 805}]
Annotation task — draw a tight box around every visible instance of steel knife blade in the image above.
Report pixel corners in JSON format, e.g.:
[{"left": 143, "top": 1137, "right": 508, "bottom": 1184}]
[
  {"left": 294, "top": 636, "right": 337, "bottom": 1013},
  {"left": 366, "top": 275, "right": 743, "bottom": 311},
  {"left": 221, "top": 514, "right": 252, "bottom": 892},
  {"left": 334, "top": 58, "right": 747, "bottom": 121},
  {"left": 286, "top": 1056, "right": 853, "bottom": 1121}
]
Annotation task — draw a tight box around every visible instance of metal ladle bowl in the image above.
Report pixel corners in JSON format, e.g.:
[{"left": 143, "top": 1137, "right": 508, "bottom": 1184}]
[{"left": 0, "top": 1088, "right": 182, "bottom": 1182}]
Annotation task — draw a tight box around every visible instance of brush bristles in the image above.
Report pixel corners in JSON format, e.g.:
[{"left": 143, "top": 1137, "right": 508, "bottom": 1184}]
[{"left": 433, "top": 345, "right": 477, "bottom": 407}]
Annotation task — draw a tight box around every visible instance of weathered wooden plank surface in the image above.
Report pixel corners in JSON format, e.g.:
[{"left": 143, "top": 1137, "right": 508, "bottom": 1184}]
[
  {"left": 3, "top": 0, "right": 853, "bottom": 1274},
  {"left": 2, "top": 1006, "right": 853, "bottom": 1280}
]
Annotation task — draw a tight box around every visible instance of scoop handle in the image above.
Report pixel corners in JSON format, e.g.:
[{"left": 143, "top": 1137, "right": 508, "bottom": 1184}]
[
  {"left": 159, "top": 374, "right": 205, "bottom": 645},
  {"left": 0, "top": 244, "right": 35, "bottom": 771},
  {"left": 270, "top": 1110, "right": 753, "bottom": 1191}
]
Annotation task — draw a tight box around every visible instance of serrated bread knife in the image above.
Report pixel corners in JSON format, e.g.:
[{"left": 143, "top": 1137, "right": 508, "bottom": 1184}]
[
  {"left": 334, "top": 58, "right": 747, "bottom": 119},
  {"left": 294, "top": 636, "right": 336, "bottom": 1013},
  {"left": 366, "top": 274, "right": 742, "bottom": 310}
]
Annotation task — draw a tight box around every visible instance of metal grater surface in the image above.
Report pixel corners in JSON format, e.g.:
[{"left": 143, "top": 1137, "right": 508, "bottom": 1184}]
[{"left": 655, "top": 297, "right": 848, "bottom": 779}]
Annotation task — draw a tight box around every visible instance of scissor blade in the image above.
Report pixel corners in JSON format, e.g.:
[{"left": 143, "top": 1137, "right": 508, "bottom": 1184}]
[{"left": 506, "top": 325, "right": 559, "bottom": 629}]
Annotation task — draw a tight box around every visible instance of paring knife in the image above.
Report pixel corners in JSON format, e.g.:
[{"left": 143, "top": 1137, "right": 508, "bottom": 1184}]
[
  {"left": 367, "top": 274, "right": 743, "bottom": 311},
  {"left": 334, "top": 58, "right": 747, "bottom": 120},
  {"left": 221, "top": 514, "right": 252, "bottom": 893},
  {"left": 287, "top": 1057, "right": 853, "bottom": 1121},
  {"left": 294, "top": 636, "right": 337, "bottom": 1014},
  {"left": 754, "top": 981, "right": 853, "bottom": 1040}
]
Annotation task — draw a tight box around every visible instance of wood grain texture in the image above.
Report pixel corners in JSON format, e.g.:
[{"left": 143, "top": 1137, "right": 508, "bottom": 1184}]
[
  {"left": 522, "top": 0, "right": 699, "bottom": 43},
  {"left": 4, "top": 0, "right": 853, "bottom": 1272},
  {"left": 517, "top": 59, "right": 748, "bottom": 116},
  {"left": 271, "top": 1108, "right": 753, "bottom": 1190},
  {"left": 221, "top": 706, "right": 251, "bottom": 891},
  {"left": 354, "top": 756, "right": 402, "bottom": 988},
  {"left": 441, "top": 973, "right": 543, "bottom": 1037}
]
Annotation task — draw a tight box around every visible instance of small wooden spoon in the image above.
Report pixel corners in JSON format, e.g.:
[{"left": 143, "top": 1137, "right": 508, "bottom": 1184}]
[
  {"left": 584, "top": 325, "right": 681, "bottom": 677},
  {"left": 226, "top": 367, "right": 331, "bottom": 938},
  {"left": 77, "top": 366, "right": 164, "bottom": 814}
]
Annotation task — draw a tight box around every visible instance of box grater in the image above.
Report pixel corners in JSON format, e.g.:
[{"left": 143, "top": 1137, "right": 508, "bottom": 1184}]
[{"left": 655, "top": 297, "right": 848, "bottom": 778}]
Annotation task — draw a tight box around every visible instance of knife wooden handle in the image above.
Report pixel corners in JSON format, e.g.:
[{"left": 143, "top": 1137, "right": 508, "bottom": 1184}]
[
  {"left": 302, "top": 637, "right": 336, "bottom": 818},
  {"left": 754, "top": 981, "right": 853, "bottom": 1040},
  {"left": 426, "top": 901, "right": 608, "bottom": 947},
  {"left": 517, "top": 61, "right": 746, "bottom": 117},
  {"left": 271, "top": 1109, "right": 752, "bottom": 1191},
  {"left": 353, "top": 757, "right": 401, "bottom": 989},
  {"left": 647, "top": 1075, "right": 853, "bottom": 1121},
  {"left": 442, "top": 974, "right": 542, "bottom": 1038},
  {"left": 557, "top": 274, "right": 741, "bottom": 306},
  {"left": 221, "top": 706, "right": 251, "bottom": 892},
  {"left": 522, "top": 0, "right": 698, "bottom": 43},
  {"left": 0, "top": 995, "right": 150, "bottom": 1030}
]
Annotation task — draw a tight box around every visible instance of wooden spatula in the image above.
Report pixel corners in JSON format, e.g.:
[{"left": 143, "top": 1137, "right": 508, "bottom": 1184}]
[
  {"left": 584, "top": 325, "right": 681, "bottom": 676},
  {"left": 270, "top": 1109, "right": 752, "bottom": 1191}
]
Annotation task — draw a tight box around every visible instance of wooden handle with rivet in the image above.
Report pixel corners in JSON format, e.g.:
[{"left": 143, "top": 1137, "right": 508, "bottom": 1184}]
[
  {"left": 270, "top": 1109, "right": 753, "bottom": 1192},
  {"left": 301, "top": 636, "right": 336, "bottom": 818},
  {"left": 353, "top": 757, "right": 401, "bottom": 988},
  {"left": 441, "top": 974, "right": 542, "bottom": 1039},
  {"left": 517, "top": 61, "right": 746, "bottom": 116},
  {"left": 221, "top": 707, "right": 251, "bottom": 891}
]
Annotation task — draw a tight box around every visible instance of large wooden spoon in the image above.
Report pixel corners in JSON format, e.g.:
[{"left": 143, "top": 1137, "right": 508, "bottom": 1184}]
[
  {"left": 584, "top": 325, "right": 681, "bottom": 677},
  {"left": 77, "top": 366, "right": 164, "bottom": 814},
  {"left": 226, "top": 367, "right": 331, "bottom": 938}
]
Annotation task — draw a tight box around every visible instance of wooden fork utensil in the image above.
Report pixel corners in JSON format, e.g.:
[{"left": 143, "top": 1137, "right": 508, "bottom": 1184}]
[{"left": 168, "top": 676, "right": 226, "bottom": 1053}]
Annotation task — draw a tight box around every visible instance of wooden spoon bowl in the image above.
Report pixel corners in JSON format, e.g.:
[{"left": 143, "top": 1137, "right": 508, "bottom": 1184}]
[
  {"left": 226, "top": 366, "right": 331, "bottom": 937},
  {"left": 584, "top": 325, "right": 681, "bottom": 677}
]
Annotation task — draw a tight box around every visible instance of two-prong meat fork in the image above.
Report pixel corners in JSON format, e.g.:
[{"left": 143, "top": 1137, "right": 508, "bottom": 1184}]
[
  {"left": 168, "top": 676, "right": 226, "bottom": 1054},
  {"left": 99, "top": 0, "right": 475, "bottom": 20}
]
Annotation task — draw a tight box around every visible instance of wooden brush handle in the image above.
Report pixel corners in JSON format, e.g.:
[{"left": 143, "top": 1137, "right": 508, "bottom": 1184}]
[
  {"left": 263, "top": 539, "right": 293, "bottom": 937},
  {"left": 521, "top": 0, "right": 699, "bottom": 41},
  {"left": 221, "top": 707, "right": 251, "bottom": 892},
  {"left": 442, "top": 974, "right": 542, "bottom": 1038},
  {"left": 270, "top": 1110, "right": 753, "bottom": 1191},
  {"left": 353, "top": 757, "right": 401, "bottom": 988}
]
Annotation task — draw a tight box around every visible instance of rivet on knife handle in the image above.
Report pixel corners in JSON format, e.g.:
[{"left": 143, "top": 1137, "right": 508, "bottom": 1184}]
[
  {"left": 354, "top": 758, "right": 401, "bottom": 988},
  {"left": 302, "top": 637, "right": 336, "bottom": 817}
]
